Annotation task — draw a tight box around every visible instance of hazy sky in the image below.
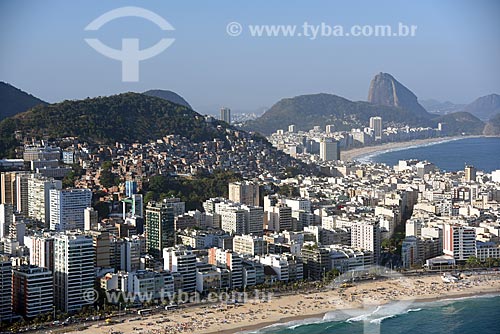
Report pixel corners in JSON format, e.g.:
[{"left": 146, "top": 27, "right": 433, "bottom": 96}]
[{"left": 1, "top": 0, "right": 499, "bottom": 114}]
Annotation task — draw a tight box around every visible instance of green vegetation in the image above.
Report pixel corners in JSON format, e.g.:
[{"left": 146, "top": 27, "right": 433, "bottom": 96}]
[
  {"left": 62, "top": 164, "right": 85, "bottom": 188},
  {"left": 93, "top": 201, "right": 110, "bottom": 219},
  {"left": 142, "top": 170, "right": 243, "bottom": 210},
  {"left": 244, "top": 93, "right": 435, "bottom": 135},
  {"left": 466, "top": 256, "right": 500, "bottom": 268},
  {"left": 382, "top": 227, "right": 406, "bottom": 256},
  {"left": 282, "top": 166, "right": 302, "bottom": 179},
  {"left": 244, "top": 93, "right": 485, "bottom": 136},
  {"left": 324, "top": 268, "right": 341, "bottom": 282},
  {"left": 434, "top": 112, "right": 485, "bottom": 135},
  {"left": 483, "top": 113, "right": 500, "bottom": 136},
  {"left": 278, "top": 184, "right": 300, "bottom": 197},
  {"left": 0, "top": 92, "right": 230, "bottom": 157},
  {"left": 0, "top": 118, "right": 19, "bottom": 158},
  {"left": 99, "top": 161, "right": 120, "bottom": 188}
]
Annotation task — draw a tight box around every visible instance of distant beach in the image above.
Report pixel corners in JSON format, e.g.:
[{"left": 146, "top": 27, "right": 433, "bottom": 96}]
[{"left": 340, "top": 135, "right": 483, "bottom": 162}]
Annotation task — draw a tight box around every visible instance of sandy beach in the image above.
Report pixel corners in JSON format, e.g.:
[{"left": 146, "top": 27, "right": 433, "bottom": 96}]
[
  {"left": 68, "top": 272, "right": 500, "bottom": 334},
  {"left": 340, "top": 135, "right": 482, "bottom": 162}
]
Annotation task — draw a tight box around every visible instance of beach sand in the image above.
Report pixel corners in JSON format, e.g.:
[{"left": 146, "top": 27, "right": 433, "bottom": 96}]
[
  {"left": 68, "top": 272, "right": 500, "bottom": 334},
  {"left": 340, "top": 136, "right": 481, "bottom": 162}
]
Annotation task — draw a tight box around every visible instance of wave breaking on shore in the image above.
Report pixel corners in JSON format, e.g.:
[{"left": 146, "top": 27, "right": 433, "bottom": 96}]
[{"left": 243, "top": 292, "right": 500, "bottom": 333}]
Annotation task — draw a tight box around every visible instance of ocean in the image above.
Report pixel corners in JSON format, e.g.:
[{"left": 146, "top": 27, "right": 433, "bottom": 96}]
[
  {"left": 359, "top": 137, "right": 500, "bottom": 173},
  {"left": 250, "top": 294, "right": 500, "bottom": 334}
]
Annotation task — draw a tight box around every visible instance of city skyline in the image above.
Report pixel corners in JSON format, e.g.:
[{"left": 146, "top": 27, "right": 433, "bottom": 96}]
[{"left": 0, "top": 1, "right": 500, "bottom": 333}]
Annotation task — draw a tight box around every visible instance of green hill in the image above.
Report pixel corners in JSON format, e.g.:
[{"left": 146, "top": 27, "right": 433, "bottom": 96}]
[
  {"left": 244, "top": 73, "right": 485, "bottom": 136},
  {"left": 483, "top": 113, "right": 500, "bottom": 136},
  {"left": 0, "top": 93, "right": 226, "bottom": 157},
  {"left": 244, "top": 93, "right": 434, "bottom": 135},
  {"left": 434, "top": 112, "right": 485, "bottom": 135}
]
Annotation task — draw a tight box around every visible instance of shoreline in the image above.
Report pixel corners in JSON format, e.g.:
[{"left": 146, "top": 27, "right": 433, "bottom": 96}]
[
  {"left": 340, "top": 135, "right": 485, "bottom": 162},
  {"left": 228, "top": 289, "right": 500, "bottom": 334},
  {"left": 69, "top": 272, "right": 500, "bottom": 334}
]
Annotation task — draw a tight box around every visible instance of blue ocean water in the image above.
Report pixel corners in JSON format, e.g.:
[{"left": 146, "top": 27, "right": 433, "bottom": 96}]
[
  {"left": 361, "top": 137, "right": 500, "bottom": 172},
  {"left": 252, "top": 295, "right": 500, "bottom": 334}
]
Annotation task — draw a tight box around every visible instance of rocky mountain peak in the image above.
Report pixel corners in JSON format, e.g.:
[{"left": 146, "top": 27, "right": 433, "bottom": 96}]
[{"left": 367, "top": 72, "right": 429, "bottom": 117}]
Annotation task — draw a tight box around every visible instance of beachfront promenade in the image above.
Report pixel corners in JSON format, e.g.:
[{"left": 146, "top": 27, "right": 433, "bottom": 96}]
[{"left": 65, "top": 271, "right": 500, "bottom": 334}]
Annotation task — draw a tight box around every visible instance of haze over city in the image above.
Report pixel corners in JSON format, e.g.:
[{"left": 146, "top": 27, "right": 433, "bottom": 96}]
[{"left": 1, "top": 0, "right": 500, "bottom": 114}]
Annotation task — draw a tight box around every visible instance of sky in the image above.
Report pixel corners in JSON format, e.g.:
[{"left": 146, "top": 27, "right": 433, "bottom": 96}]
[{"left": 1, "top": 0, "right": 499, "bottom": 114}]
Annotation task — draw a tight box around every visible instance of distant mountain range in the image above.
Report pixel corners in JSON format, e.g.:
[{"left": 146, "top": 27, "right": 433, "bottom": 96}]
[
  {"left": 0, "top": 82, "right": 46, "bottom": 121},
  {"left": 0, "top": 79, "right": 497, "bottom": 159},
  {"left": 418, "top": 99, "right": 465, "bottom": 115},
  {"left": 244, "top": 73, "right": 488, "bottom": 136},
  {"left": 420, "top": 94, "right": 500, "bottom": 121},
  {"left": 464, "top": 94, "right": 500, "bottom": 121}
]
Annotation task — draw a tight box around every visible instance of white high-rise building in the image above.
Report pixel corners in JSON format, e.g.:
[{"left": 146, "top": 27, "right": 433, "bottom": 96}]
[
  {"left": 54, "top": 232, "right": 95, "bottom": 312},
  {"left": 84, "top": 207, "right": 98, "bottom": 231},
  {"left": 266, "top": 204, "right": 292, "bottom": 232},
  {"left": 28, "top": 176, "right": 62, "bottom": 224},
  {"left": 492, "top": 170, "right": 500, "bottom": 183},
  {"left": 216, "top": 201, "right": 264, "bottom": 235},
  {"left": 49, "top": 188, "right": 92, "bottom": 231},
  {"left": 325, "top": 124, "right": 335, "bottom": 133},
  {"left": 405, "top": 218, "right": 423, "bottom": 237},
  {"left": 233, "top": 234, "right": 267, "bottom": 256},
  {"left": 218, "top": 203, "right": 246, "bottom": 235},
  {"left": 320, "top": 138, "right": 340, "bottom": 161},
  {"left": 208, "top": 247, "right": 243, "bottom": 289},
  {"left": 284, "top": 198, "right": 311, "bottom": 212},
  {"left": 369, "top": 117, "right": 383, "bottom": 140},
  {"left": 351, "top": 221, "right": 381, "bottom": 264},
  {"left": 259, "top": 254, "right": 303, "bottom": 282},
  {"left": 229, "top": 181, "right": 260, "bottom": 206},
  {"left": 25, "top": 234, "right": 54, "bottom": 272},
  {"left": 161, "top": 198, "right": 185, "bottom": 217},
  {"left": 443, "top": 224, "right": 476, "bottom": 262},
  {"left": 163, "top": 247, "right": 197, "bottom": 292},
  {"left": 121, "top": 237, "right": 142, "bottom": 272}
]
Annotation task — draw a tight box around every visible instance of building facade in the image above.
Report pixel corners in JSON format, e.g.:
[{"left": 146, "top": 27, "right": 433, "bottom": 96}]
[
  {"left": 12, "top": 265, "right": 54, "bottom": 318},
  {"left": 49, "top": 188, "right": 92, "bottom": 231},
  {"left": 145, "top": 201, "right": 177, "bottom": 258},
  {"left": 54, "top": 232, "right": 95, "bottom": 312}
]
